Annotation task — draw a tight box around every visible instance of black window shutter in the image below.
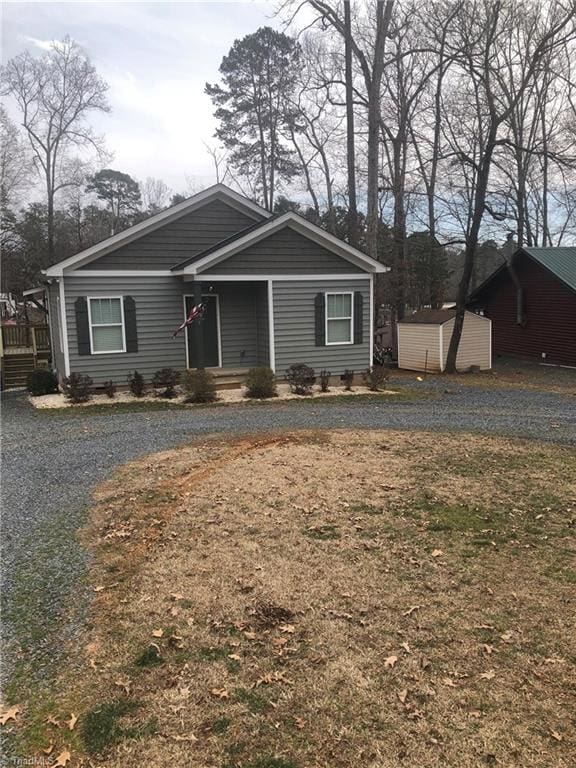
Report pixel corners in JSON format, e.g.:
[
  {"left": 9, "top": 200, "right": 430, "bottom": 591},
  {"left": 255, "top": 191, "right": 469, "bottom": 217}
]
[
  {"left": 124, "top": 296, "right": 138, "bottom": 353},
  {"left": 314, "top": 292, "right": 326, "bottom": 346},
  {"left": 75, "top": 296, "right": 91, "bottom": 356},
  {"left": 354, "top": 292, "right": 364, "bottom": 344}
]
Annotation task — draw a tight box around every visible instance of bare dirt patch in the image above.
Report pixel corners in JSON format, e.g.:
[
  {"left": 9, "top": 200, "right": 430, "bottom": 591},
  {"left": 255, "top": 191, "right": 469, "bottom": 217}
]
[{"left": 6, "top": 430, "right": 576, "bottom": 768}]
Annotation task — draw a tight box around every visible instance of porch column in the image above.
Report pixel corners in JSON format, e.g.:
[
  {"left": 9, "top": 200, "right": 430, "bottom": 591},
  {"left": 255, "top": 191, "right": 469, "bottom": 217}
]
[{"left": 192, "top": 281, "right": 205, "bottom": 370}]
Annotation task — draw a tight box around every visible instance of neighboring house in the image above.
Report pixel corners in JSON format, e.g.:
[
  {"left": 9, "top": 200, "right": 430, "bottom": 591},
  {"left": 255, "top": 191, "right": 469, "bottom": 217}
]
[
  {"left": 468, "top": 246, "right": 576, "bottom": 367},
  {"left": 397, "top": 308, "right": 491, "bottom": 373},
  {"left": 40, "top": 184, "right": 386, "bottom": 385}
]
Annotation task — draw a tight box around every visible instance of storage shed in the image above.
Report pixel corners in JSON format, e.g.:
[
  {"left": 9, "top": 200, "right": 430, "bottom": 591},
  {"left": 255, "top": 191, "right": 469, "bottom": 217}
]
[{"left": 397, "top": 308, "right": 492, "bottom": 372}]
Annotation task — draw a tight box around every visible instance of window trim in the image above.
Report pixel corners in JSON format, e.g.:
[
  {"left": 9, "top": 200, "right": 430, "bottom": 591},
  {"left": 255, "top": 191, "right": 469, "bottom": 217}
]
[
  {"left": 325, "top": 291, "right": 354, "bottom": 346},
  {"left": 87, "top": 295, "right": 127, "bottom": 355}
]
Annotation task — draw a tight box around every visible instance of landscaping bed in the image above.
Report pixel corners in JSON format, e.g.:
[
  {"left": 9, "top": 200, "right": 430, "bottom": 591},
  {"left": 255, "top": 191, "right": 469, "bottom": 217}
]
[
  {"left": 28, "top": 383, "right": 398, "bottom": 409},
  {"left": 3, "top": 429, "right": 575, "bottom": 767}
]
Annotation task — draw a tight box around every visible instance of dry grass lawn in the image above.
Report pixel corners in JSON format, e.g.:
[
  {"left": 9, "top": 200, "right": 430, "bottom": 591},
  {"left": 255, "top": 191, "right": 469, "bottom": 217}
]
[{"left": 8, "top": 430, "right": 576, "bottom": 768}]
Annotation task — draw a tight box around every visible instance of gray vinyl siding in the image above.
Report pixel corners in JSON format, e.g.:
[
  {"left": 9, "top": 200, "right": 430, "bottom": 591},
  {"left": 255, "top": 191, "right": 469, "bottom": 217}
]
[
  {"left": 206, "top": 226, "right": 365, "bottom": 274},
  {"left": 272, "top": 279, "right": 371, "bottom": 374},
  {"left": 78, "top": 199, "right": 260, "bottom": 270},
  {"left": 63, "top": 276, "right": 269, "bottom": 384},
  {"left": 47, "top": 283, "right": 65, "bottom": 377},
  {"left": 65, "top": 275, "right": 188, "bottom": 385}
]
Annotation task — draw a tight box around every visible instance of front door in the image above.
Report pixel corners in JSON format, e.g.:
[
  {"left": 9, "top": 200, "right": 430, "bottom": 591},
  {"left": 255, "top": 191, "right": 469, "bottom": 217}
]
[{"left": 185, "top": 295, "right": 220, "bottom": 368}]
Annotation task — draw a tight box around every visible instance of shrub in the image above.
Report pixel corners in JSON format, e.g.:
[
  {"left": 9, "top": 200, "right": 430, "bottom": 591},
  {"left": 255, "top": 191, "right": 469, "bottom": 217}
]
[
  {"left": 319, "top": 369, "right": 331, "bottom": 393},
  {"left": 103, "top": 380, "right": 116, "bottom": 398},
  {"left": 63, "top": 373, "right": 93, "bottom": 403},
  {"left": 342, "top": 369, "right": 354, "bottom": 391},
  {"left": 181, "top": 369, "right": 217, "bottom": 403},
  {"left": 245, "top": 366, "right": 277, "bottom": 399},
  {"left": 363, "top": 366, "right": 388, "bottom": 391},
  {"left": 152, "top": 367, "right": 180, "bottom": 398},
  {"left": 26, "top": 368, "right": 58, "bottom": 396},
  {"left": 127, "top": 370, "right": 145, "bottom": 397},
  {"left": 285, "top": 363, "right": 316, "bottom": 395}
]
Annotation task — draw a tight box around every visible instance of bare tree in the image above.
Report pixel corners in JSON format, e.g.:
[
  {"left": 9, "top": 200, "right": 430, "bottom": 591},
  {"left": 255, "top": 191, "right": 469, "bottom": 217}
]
[
  {"left": 1, "top": 36, "right": 110, "bottom": 261},
  {"left": 141, "top": 176, "right": 172, "bottom": 213},
  {"left": 0, "top": 106, "right": 32, "bottom": 208},
  {"left": 443, "top": 0, "right": 576, "bottom": 372}
]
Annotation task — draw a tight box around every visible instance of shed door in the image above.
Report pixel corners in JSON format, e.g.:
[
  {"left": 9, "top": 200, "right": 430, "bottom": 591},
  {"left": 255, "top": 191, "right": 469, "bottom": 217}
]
[{"left": 186, "top": 295, "right": 220, "bottom": 368}]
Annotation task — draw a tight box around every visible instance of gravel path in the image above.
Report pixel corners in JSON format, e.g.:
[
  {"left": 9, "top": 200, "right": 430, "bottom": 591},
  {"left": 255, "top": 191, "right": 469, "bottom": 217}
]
[{"left": 1, "top": 383, "right": 575, "bottom": 692}]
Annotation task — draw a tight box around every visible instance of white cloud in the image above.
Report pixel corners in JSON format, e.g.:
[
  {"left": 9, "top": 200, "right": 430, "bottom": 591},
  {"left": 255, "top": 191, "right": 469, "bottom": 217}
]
[{"left": 3, "top": 1, "right": 282, "bottom": 194}]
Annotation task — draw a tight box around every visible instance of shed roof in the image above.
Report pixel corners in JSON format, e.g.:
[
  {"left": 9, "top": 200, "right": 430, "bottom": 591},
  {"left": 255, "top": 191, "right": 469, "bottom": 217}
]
[
  {"left": 523, "top": 247, "right": 576, "bottom": 292},
  {"left": 398, "top": 308, "right": 457, "bottom": 325}
]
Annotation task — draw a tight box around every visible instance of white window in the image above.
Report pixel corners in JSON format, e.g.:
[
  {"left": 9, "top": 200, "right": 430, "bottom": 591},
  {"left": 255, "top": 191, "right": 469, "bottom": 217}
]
[
  {"left": 326, "top": 292, "right": 353, "bottom": 344},
  {"left": 88, "top": 297, "right": 126, "bottom": 354}
]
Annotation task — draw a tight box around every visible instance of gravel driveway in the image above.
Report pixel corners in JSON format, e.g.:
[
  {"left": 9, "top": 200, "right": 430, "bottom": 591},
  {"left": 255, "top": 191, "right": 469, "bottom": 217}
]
[{"left": 2, "top": 383, "right": 575, "bottom": 693}]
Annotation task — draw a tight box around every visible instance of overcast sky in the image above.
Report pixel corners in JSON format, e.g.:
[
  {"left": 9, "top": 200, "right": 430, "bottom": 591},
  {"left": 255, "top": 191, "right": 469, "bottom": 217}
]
[{"left": 2, "top": 1, "right": 286, "bottom": 197}]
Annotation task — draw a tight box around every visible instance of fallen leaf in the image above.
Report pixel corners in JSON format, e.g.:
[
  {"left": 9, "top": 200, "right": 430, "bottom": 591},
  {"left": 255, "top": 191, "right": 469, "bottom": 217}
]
[
  {"left": 243, "top": 631, "right": 257, "bottom": 640},
  {"left": 89, "top": 658, "right": 98, "bottom": 670},
  {"left": 152, "top": 629, "right": 164, "bottom": 638},
  {"left": 114, "top": 679, "right": 132, "bottom": 695},
  {"left": 93, "top": 585, "right": 105, "bottom": 593},
  {"left": 441, "top": 677, "right": 457, "bottom": 687},
  {"left": 384, "top": 655, "right": 398, "bottom": 669},
  {"left": 279, "top": 624, "right": 295, "bottom": 634},
  {"left": 45, "top": 716, "right": 60, "bottom": 727},
  {"left": 210, "top": 688, "right": 229, "bottom": 699},
  {"left": 42, "top": 743, "right": 54, "bottom": 754},
  {"left": 255, "top": 671, "right": 293, "bottom": 686},
  {"left": 482, "top": 644, "right": 495, "bottom": 655},
  {"left": 228, "top": 654, "right": 241, "bottom": 661},
  {"left": 431, "top": 549, "right": 443, "bottom": 558},
  {"left": 397, "top": 688, "right": 408, "bottom": 703},
  {"left": 0, "top": 706, "right": 20, "bottom": 726},
  {"left": 401, "top": 642, "right": 411, "bottom": 654},
  {"left": 294, "top": 716, "right": 305, "bottom": 729},
  {"left": 480, "top": 669, "right": 496, "bottom": 680},
  {"left": 550, "top": 730, "right": 563, "bottom": 742},
  {"left": 170, "top": 733, "right": 198, "bottom": 742},
  {"left": 170, "top": 593, "right": 184, "bottom": 601},
  {"left": 403, "top": 605, "right": 421, "bottom": 617},
  {"left": 469, "top": 710, "right": 482, "bottom": 719},
  {"left": 66, "top": 713, "right": 78, "bottom": 731},
  {"left": 499, "top": 631, "right": 513, "bottom": 642},
  {"left": 52, "top": 750, "right": 71, "bottom": 767},
  {"left": 272, "top": 637, "right": 288, "bottom": 647}
]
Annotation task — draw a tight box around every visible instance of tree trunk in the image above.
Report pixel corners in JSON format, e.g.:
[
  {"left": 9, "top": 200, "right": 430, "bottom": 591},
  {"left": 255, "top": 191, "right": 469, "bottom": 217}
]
[
  {"left": 366, "top": 1, "right": 392, "bottom": 262},
  {"left": 445, "top": 141, "right": 496, "bottom": 373},
  {"left": 344, "top": 0, "right": 359, "bottom": 247}
]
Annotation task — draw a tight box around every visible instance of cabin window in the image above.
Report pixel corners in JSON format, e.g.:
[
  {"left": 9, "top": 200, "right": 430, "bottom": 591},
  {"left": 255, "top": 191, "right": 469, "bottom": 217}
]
[
  {"left": 88, "top": 297, "right": 126, "bottom": 353},
  {"left": 325, "top": 292, "right": 353, "bottom": 344}
]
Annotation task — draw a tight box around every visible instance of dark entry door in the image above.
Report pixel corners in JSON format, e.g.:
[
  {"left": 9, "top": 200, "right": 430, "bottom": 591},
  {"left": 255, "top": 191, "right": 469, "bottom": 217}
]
[{"left": 186, "top": 295, "right": 220, "bottom": 368}]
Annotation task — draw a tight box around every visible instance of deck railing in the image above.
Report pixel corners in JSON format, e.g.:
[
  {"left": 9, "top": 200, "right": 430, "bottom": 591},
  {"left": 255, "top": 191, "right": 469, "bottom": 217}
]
[{"left": 1, "top": 325, "right": 51, "bottom": 354}]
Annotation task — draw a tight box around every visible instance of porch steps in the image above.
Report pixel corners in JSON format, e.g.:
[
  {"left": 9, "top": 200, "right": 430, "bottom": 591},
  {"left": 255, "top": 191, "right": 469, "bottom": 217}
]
[
  {"left": 2, "top": 354, "right": 35, "bottom": 389},
  {"left": 207, "top": 368, "right": 248, "bottom": 390}
]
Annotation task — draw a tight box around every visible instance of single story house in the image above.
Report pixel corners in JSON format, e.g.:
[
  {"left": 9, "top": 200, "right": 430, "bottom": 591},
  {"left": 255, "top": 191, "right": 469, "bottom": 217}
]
[
  {"left": 397, "top": 308, "right": 492, "bottom": 372},
  {"left": 40, "top": 184, "right": 386, "bottom": 385},
  {"left": 468, "top": 246, "right": 576, "bottom": 366}
]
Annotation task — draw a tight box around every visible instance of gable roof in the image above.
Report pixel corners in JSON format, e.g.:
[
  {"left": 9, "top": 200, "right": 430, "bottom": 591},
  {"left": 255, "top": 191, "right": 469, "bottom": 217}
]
[
  {"left": 398, "top": 308, "right": 457, "bottom": 325},
  {"left": 171, "top": 212, "right": 387, "bottom": 274},
  {"left": 523, "top": 247, "right": 576, "bottom": 292},
  {"left": 399, "top": 308, "right": 489, "bottom": 325},
  {"left": 469, "top": 246, "right": 576, "bottom": 301},
  {"left": 44, "top": 184, "right": 270, "bottom": 277}
]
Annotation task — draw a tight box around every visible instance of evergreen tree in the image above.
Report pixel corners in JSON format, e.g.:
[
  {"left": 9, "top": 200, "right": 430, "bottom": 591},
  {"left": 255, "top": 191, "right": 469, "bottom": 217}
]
[{"left": 206, "top": 27, "right": 301, "bottom": 211}]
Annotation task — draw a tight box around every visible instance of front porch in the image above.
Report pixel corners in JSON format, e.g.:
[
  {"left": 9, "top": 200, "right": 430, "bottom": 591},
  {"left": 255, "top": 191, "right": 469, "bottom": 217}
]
[{"left": 183, "top": 280, "right": 270, "bottom": 372}]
